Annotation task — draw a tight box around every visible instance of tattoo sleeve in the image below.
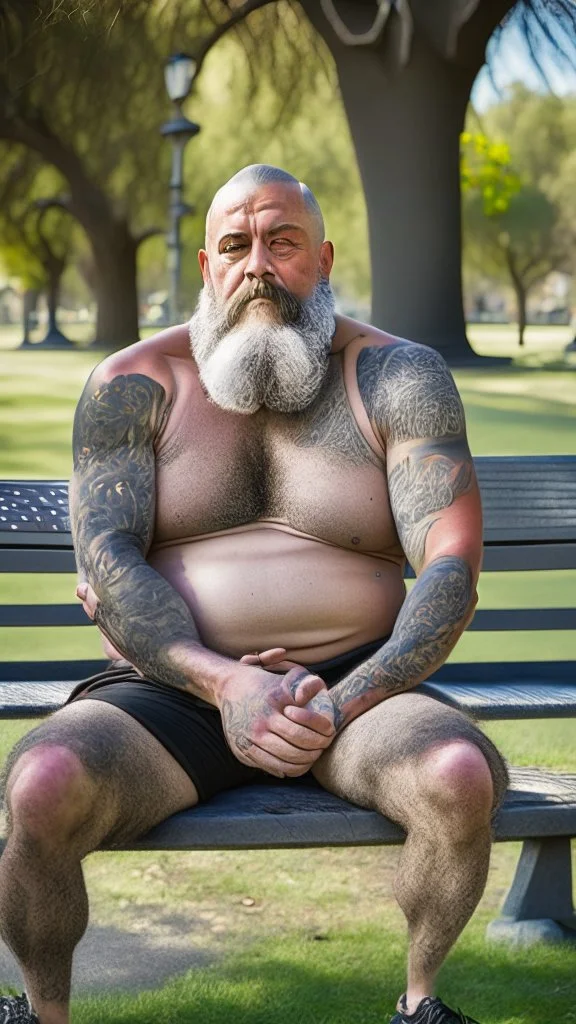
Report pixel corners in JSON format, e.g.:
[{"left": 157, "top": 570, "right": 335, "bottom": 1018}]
[
  {"left": 71, "top": 371, "right": 226, "bottom": 694},
  {"left": 329, "top": 555, "right": 473, "bottom": 729},
  {"left": 328, "top": 344, "right": 478, "bottom": 730}
]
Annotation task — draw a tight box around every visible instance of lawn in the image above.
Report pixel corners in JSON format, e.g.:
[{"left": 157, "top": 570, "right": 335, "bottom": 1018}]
[{"left": 0, "top": 323, "right": 574, "bottom": 1022}]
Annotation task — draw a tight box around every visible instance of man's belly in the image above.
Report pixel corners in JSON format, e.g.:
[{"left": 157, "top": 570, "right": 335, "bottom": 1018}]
[{"left": 148, "top": 523, "right": 406, "bottom": 663}]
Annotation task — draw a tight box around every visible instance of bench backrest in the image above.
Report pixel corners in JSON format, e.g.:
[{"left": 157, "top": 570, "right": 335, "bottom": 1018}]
[{"left": 1, "top": 456, "right": 575, "bottom": 684}]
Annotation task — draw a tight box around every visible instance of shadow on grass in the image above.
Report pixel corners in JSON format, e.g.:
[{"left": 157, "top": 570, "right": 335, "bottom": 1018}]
[
  {"left": 460, "top": 392, "right": 576, "bottom": 455},
  {"left": 73, "top": 924, "right": 576, "bottom": 1024}
]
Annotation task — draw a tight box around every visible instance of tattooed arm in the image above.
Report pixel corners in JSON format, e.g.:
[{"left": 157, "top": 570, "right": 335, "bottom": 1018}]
[
  {"left": 328, "top": 342, "right": 482, "bottom": 731},
  {"left": 70, "top": 361, "right": 242, "bottom": 700}
]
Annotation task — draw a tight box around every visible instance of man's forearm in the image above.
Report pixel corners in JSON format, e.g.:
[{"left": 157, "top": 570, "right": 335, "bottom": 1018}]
[
  {"left": 329, "top": 555, "right": 474, "bottom": 731},
  {"left": 78, "top": 533, "right": 233, "bottom": 702}
]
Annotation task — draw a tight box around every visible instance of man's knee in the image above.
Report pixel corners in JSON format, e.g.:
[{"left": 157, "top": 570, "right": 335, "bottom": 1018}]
[
  {"left": 6, "top": 742, "right": 108, "bottom": 848},
  {"left": 417, "top": 740, "right": 495, "bottom": 821},
  {"left": 398, "top": 733, "right": 505, "bottom": 829}
]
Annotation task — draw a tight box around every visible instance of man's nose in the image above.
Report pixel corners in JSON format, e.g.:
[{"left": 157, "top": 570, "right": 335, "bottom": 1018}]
[{"left": 244, "top": 240, "right": 275, "bottom": 282}]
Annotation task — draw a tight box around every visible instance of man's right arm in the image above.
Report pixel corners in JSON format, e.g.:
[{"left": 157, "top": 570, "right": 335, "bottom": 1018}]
[{"left": 71, "top": 365, "right": 231, "bottom": 701}]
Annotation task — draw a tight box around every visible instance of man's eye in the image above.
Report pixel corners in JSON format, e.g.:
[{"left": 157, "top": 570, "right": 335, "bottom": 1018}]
[
  {"left": 222, "top": 243, "right": 246, "bottom": 254},
  {"left": 272, "top": 239, "right": 292, "bottom": 248}
]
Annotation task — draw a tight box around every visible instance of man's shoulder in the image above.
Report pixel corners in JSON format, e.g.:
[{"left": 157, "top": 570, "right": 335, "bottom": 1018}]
[
  {"left": 88, "top": 324, "right": 192, "bottom": 400},
  {"left": 337, "top": 322, "right": 461, "bottom": 444},
  {"left": 336, "top": 316, "right": 447, "bottom": 372}
]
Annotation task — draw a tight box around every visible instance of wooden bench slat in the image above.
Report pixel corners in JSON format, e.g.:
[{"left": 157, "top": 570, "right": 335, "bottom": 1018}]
[
  {"left": 468, "top": 608, "right": 576, "bottom": 630},
  {"left": 0, "top": 660, "right": 106, "bottom": 682},
  {"left": 0, "top": 605, "right": 92, "bottom": 627},
  {"left": 0, "top": 680, "right": 79, "bottom": 716},
  {"left": 3, "top": 543, "right": 576, "bottom": 575},
  {"left": 481, "top": 544, "right": 576, "bottom": 571},
  {"left": 1, "top": 606, "right": 574, "bottom": 631},
  {"left": 422, "top": 682, "right": 576, "bottom": 718},
  {"left": 0, "top": 549, "right": 77, "bottom": 572},
  {"left": 97, "top": 769, "right": 576, "bottom": 852},
  {"left": 0, "top": 670, "right": 573, "bottom": 719}
]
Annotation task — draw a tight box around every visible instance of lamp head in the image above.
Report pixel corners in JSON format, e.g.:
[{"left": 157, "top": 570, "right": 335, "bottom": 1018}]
[{"left": 164, "top": 53, "right": 197, "bottom": 103}]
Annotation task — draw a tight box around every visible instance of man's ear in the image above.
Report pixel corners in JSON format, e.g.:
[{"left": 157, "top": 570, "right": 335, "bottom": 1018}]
[
  {"left": 198, "top": 249, "right": 209, "bottom": 283},
  {"left": 319, "top": 240, "right": 334, "bottom": 278}
]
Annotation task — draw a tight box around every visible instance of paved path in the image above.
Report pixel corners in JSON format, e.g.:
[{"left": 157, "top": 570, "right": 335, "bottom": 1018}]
[{"left": 0, "top": 905, "right": 215, "bottom": 994}]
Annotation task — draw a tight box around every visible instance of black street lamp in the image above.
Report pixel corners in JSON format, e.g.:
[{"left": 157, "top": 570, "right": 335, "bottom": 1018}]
[{"left": 160, "top": 53, "right": 201, "bottom": 325}]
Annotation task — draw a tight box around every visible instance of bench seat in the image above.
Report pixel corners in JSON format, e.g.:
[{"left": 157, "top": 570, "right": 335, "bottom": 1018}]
[{"left": 111, "top": 768, "right": 576, "bottom": 852}]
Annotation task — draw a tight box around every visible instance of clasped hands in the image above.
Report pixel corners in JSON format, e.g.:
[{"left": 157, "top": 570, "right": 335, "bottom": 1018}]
[
  {"left": 221, "top": 647, "right": 337, "bottom": 779},
  {"left": 76, "top": 583, "right": 337, "bottom": 779}
]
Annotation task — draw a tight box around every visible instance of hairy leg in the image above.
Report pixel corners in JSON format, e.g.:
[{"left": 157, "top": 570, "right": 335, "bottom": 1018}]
[
  {"left": 0, "top": 700, "right": 198, "bottom": 1024},
  {"left": 312, "top": 692, "right": 508, "bottom": 1014}
]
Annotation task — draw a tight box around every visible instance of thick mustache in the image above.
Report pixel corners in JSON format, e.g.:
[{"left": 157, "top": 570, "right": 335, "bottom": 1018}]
[{"left": 226, "top": 279, "right": 302, "bottom": 328}]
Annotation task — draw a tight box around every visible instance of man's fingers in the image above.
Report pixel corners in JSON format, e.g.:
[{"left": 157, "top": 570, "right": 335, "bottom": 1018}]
[
  {"left": 283, "top": 704, "right": 335, "bottom": 735},
  {"left": 256, "top": 731, "right": 324, "bottom": 765},
  {"left": 242, "top": 743, "right": 312, "bottom": 779},
  {"left": 268, "top": 712, "right": 333, "bottom": 749},
  {"left": 76, "top": 582, "right": 99, "bottom": 620},
  {"left": 239, "top": 649, "right": 288, "bottom": 668}
]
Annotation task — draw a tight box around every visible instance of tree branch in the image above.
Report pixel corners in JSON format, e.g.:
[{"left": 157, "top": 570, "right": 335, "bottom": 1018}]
[
  {"left": 193, "top": 0, "right": 279, "bottom": 77},
  {"left": 134, "top": 225, "right": 164, "bottom": 247}
]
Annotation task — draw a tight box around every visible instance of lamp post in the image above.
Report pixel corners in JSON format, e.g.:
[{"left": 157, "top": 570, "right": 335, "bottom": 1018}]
[{"left": 160, "top": 53, "right": 200, "bottom": 325}]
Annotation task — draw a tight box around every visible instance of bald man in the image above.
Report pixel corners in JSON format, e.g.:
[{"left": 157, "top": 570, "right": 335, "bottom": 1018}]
[{"left": 0, "top": 165, "right": 507, "bottom": 1024}]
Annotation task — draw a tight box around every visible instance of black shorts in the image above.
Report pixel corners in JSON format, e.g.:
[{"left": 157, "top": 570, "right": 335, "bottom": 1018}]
[{"left": 67, "top": 639, "right": 385, "bottom": 802}]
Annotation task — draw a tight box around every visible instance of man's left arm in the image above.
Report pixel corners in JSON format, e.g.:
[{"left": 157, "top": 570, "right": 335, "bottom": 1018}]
[{"left": 328, "top": 342, "right": 482, "bottom": 733}]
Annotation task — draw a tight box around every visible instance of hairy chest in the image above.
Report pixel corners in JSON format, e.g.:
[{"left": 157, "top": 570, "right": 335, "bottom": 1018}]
[{"left": 153, "top": 363, "right": 400, "bottom": 555}]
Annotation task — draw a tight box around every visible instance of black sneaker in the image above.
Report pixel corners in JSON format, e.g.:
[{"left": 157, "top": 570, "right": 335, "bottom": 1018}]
[
  {"left": 0, "top": 994, "right": 39, "bottom": 1023},
  {"left": 390, "top": 994, "right": 480, "bottom": 1023}
]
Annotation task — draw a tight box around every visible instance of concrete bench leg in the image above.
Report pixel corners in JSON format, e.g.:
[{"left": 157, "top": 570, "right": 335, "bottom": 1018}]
[{"left": 486, "top": 837, "right": 576, "bottom": 946}]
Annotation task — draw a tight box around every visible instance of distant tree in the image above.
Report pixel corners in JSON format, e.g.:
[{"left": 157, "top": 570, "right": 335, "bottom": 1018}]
[
  {"left": 470, "top": 86, "right": 576, "bottom": 341},
  {"left": 464, "top": 183, "right": 567, "bottom": 344}
]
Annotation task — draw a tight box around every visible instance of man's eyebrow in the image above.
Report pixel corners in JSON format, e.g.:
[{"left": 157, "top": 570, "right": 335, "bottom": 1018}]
[{"left": 267, "top": 223, "right": 304, "bottom": 235}]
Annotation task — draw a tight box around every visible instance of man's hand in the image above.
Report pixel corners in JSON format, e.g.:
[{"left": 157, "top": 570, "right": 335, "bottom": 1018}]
[
  {"left": 218, "top": 664, "right": 336, "bottom": 778},
  {"left": 77, "top": 582, "right": 131, "bottom": 663}
]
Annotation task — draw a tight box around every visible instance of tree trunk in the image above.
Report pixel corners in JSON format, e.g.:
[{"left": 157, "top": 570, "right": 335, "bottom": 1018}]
[
  {"left": 335, "top": 37, "right": 474, "bottom": 360},
  {"left": 37, "top": 266, "right": 74, "bottom": 348},
  {"left": 299, "top": 1, "right": 513, "bottom": 364},
  {"left": 504, "top": 247, "right": 527, "bottom": 347},
  {"left": 91, "top": 226, "right": 139, "bottom": 347},
  {"left": 514, "top": 282, "right": 527, "bottom": 347},
  {"left": 20, "top": 288, "right": 39, "bottom": 347}
]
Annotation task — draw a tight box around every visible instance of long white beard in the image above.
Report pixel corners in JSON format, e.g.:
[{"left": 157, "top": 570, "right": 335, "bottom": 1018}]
[{"left": 188, "top": 278, "right": 336, "bottom": 414}]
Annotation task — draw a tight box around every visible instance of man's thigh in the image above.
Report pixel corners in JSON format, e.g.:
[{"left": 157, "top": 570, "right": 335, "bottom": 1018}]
[
  {"left": 3, "top": 699, "right": 199, "bottom": 845},
  {"left": 312, "top": 691, "right": 508, "bottom": 825}
]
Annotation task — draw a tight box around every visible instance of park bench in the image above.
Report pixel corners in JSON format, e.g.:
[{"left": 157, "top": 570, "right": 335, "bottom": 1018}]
[{"left": 1, "top": 454, "right": 575, "bottom": 946}]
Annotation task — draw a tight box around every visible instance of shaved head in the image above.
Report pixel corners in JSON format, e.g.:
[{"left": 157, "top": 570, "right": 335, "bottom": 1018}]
[{"left": 206, "top": 164, "right": 325, "bottom": 246}]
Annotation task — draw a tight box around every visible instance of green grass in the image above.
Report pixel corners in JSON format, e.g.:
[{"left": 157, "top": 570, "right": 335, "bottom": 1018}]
[
  {"left": 0, "top": 323, "right": 575, "bottom": 1022},
  {"left": 70, "top": 926, "right": 576, "bottom": 1023}
]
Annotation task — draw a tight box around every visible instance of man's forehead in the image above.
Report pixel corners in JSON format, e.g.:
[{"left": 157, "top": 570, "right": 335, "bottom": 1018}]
[{"left": 207, "top": 181, "right": 309, "bottom": 239}]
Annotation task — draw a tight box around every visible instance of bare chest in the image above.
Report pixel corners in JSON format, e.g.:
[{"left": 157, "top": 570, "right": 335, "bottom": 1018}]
[{"left": 153, "top": 362, "right": 400, "bottom": 556}]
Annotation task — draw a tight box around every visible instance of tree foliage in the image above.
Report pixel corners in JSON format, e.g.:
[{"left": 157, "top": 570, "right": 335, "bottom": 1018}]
[{"left": 462, "top": 87, "right": 576, "bottom": 343}]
